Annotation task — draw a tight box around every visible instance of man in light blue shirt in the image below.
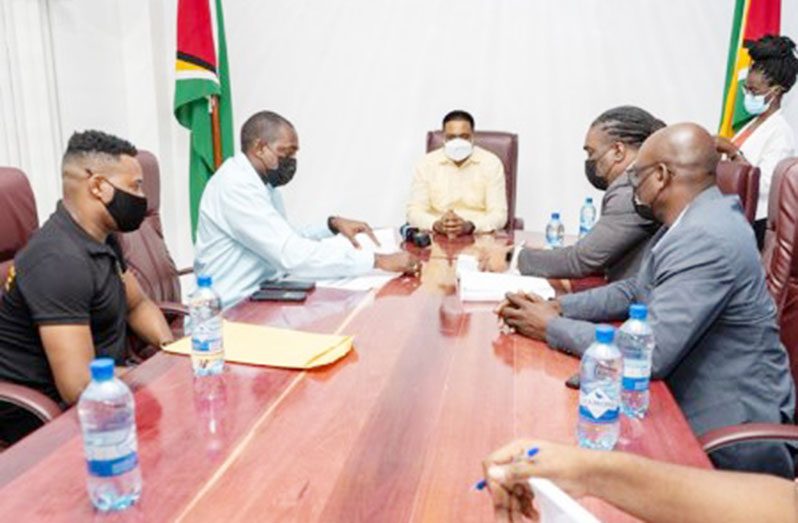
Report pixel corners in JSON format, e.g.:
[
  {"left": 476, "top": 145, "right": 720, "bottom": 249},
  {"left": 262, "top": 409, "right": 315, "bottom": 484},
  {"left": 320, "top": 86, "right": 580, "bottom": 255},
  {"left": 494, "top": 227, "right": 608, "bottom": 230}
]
[{"left": 195, "top": 111, "right": 416, "bottom": 307}]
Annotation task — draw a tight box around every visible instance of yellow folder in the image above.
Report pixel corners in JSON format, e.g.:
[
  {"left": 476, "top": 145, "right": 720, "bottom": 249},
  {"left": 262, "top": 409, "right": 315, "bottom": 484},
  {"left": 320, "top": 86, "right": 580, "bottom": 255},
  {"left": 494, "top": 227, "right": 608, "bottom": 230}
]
[{"left": 162, "top": 320, "right": 353, "bottom": 369}]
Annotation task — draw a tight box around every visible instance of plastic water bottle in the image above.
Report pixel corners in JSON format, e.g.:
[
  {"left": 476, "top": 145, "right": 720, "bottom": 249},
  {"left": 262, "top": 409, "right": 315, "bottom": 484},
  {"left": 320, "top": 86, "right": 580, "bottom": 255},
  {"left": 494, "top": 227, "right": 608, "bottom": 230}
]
[
  {"left": 545, "top": 212, "right": 565, "bottom": 249},
  {"left": 189, "top": 275, "right": 225, "bottom": 376},
  {"left": 77, "top": 358, "right": 142, "bottom": 512},
  {"left": 618, "top": 304, "right": 655, "bottom": 418},
  {"left": 579, "top": 197, "right": 597, "bottom": 238},
  {"left": 577, "top": 325, "right": 622, "bottom": 450}
]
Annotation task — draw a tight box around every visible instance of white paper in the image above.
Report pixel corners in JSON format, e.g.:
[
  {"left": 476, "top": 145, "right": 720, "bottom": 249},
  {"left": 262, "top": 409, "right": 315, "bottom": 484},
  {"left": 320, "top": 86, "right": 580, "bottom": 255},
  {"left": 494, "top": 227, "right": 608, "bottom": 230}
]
[
  {"left": 315, "top": 271, "right": 396, "bottom": 291},
  {"left": 529, "top": 478, "right": 601, "bottom": 523},
  {"left": 458, "top": 270, "right": 555, "bottom": 302},
  {"left": 321, "top": 227, "right": 399, "bottom": 255}
]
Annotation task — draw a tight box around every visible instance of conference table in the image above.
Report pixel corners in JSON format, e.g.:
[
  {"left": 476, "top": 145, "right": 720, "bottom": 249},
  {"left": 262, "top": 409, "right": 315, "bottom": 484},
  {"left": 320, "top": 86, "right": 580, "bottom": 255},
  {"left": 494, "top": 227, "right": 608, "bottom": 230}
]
[{"left": 0, "top": 231, "right": 711, "bottom": 522}]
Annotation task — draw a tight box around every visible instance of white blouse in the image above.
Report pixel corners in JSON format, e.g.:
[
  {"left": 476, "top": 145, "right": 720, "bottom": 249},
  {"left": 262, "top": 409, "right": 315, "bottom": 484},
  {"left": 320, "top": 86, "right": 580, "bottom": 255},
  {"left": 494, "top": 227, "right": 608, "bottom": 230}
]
[{"left": 736, "top": 108, "right": 796, "bottom": 220}]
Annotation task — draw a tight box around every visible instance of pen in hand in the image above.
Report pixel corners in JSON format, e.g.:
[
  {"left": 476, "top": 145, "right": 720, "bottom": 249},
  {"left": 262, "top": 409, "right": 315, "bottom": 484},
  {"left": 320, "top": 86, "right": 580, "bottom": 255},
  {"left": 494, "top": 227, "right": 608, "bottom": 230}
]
[{"left": 473, "top": 447, "right": 539, "bottom": 491}]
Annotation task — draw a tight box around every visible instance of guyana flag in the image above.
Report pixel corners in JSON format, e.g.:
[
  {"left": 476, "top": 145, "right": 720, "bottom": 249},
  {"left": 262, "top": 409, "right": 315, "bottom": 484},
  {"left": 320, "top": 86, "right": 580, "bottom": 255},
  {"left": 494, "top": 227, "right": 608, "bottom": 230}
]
[
  {"left": 718, "top": 0, "right": 781, "bottom": 138},
  {"left": 174, "top": 0, "right": 234, "bottom": 240}
]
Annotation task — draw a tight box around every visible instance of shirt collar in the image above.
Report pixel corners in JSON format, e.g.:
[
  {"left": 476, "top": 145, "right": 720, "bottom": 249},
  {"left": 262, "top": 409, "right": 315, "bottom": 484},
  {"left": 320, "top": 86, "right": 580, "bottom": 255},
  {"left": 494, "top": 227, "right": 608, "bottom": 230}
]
[{"left": 53, "top": 201, "right": 119, "bottom": 257}]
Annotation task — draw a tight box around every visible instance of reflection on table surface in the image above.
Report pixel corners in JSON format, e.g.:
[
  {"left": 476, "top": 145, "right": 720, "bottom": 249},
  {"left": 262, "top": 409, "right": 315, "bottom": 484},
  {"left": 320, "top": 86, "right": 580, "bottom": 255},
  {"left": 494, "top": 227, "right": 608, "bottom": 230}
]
[{"left": 0, "top": 231, "right": 709, "bottom": 522}]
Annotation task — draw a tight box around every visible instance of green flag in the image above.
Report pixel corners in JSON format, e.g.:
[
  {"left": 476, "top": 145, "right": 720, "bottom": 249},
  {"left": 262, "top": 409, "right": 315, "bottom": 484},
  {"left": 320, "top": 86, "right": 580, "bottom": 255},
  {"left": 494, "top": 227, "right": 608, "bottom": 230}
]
[{"left": 174, "top": 0, "right": 234, "bottom": 241}]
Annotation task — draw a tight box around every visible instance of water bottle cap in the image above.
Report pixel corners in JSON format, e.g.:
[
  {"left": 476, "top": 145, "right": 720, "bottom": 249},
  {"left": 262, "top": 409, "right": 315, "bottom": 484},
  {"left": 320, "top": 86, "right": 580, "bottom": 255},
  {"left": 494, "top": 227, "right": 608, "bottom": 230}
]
[
  {"left": 595, "top": 324, "right": 615, "bottom": 344},
  {"left": 197, "top": 275, "right": 213, "bottom": 288},
  {"left": 551, "top": 212, "right": 560, "bottom": 219},
  {"left": 585, "top": 197, "right": 593, "bottom": 203},
  {"left": 89, "top": 358, "right": 114, "bottom": 382},
  {"left": 629, "top": 303, "right": 648, "bottom": 320}
]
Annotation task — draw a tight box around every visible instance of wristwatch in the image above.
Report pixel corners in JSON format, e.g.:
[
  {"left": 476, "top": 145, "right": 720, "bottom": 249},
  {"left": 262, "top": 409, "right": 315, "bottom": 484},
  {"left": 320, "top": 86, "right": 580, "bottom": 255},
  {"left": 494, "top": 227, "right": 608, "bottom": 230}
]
[{"left": 327, "top": 216, "right": 339, "bottom": 234}]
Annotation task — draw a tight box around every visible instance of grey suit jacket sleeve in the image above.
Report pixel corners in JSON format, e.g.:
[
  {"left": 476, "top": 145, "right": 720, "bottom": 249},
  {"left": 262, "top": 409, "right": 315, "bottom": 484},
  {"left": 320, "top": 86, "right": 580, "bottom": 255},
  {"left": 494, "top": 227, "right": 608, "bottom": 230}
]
[
  {"left": 517, "top": 180, "right": 653, "bottom": 278},
  {"left": 545, "top": 278, "right": 641, "bottom": 356}
]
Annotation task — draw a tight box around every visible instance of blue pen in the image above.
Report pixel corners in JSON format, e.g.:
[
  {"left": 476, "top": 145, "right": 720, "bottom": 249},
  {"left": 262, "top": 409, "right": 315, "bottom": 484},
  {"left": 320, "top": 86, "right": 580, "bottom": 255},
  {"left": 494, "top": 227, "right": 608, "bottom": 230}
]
[{"left": 473, "top": 447, "right": 539, "bottom": 491}]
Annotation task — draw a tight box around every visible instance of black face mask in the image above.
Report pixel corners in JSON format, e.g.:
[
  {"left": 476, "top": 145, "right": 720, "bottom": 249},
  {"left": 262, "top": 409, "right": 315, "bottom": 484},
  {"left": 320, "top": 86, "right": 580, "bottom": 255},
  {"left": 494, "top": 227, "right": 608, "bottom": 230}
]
[
  {"left": 264, "top": 157, "right": 297, "bottom": 187},
  {"left": 632, "top": 196, "right": 657, "bottom": 222},
  {"left": 584, "top": 159, "right": 608, "bottom": 191},
  {"left": 104, "top": 181, "right": 148, "bottom": 232}
]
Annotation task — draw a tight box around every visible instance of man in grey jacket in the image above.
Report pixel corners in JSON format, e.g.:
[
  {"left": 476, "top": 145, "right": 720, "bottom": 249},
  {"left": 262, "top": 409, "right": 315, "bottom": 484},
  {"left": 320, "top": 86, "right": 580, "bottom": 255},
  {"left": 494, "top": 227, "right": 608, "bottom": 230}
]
[
  {"left": 518, "top": 107, "right": 663, "bottom": 282},
  {"left": 498, "top": 123, "right": 795, "bottom": 477}
]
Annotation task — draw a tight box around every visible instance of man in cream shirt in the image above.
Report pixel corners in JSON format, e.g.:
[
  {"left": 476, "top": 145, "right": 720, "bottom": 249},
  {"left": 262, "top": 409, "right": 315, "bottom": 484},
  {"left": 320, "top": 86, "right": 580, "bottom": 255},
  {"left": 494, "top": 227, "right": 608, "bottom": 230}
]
[
  {"left": 195, "top": 110, "right": 417, "bottom": 307},
  {"left": 406, "top": 110, "right": 507, "bottom": 236}
]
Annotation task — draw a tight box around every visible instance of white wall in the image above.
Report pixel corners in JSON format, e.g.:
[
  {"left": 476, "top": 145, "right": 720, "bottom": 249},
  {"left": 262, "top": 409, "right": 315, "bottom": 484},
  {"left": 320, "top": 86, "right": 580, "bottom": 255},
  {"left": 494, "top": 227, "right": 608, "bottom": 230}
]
[{"left": 2, "top": 0, "right": 797, "bottom": 274}]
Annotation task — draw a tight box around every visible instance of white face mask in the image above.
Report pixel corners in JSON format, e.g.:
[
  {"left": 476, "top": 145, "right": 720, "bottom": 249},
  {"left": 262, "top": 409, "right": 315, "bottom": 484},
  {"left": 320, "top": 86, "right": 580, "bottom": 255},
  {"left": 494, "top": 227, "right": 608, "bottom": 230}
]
[
  {"left": 743, "top": 92, "right": 771, "bottom": 115},
  {"left": 444, "top": 138, "right": 473, "bottom": 162}
]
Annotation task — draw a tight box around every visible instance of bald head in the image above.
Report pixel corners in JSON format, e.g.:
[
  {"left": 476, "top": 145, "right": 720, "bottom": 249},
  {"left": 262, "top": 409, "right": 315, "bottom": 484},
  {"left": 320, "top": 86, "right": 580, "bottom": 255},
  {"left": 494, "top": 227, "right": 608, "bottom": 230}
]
[
  {"left": 638, "top": 123, "right": 719, "bottom": 179},
  {"left": 631, "top": 123, "right": 720, "bottom": 226}
]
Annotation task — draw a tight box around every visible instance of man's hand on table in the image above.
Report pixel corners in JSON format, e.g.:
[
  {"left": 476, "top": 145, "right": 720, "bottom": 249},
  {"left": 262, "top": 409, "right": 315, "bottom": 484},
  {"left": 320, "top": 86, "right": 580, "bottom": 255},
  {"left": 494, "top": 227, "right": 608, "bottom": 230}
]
[
  {"left": 329, "top": 216, "right": 380, "bottom": 249},
  {"left": 482, "top": 439, "right": 600, "bottom": 522},
  {"left": 432, "top": 210, "right": 475, "bottom": 238},
  {"left": 375, "top": 252, "right": 421, "bottom": 276},
  {"left": 477, "top": 244, "right": 514, "bottom": 272},
  {"left": 495, "top": 292, "right": 561, "bottom": 340}
]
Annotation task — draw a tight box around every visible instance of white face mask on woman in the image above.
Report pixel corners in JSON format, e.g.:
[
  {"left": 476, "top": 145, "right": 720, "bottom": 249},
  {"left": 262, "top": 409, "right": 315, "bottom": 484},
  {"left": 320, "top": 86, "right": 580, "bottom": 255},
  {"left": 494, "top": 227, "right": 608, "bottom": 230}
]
[
  {"left": 743, "top": 87, "right": 777, "bottom": 116},
  {"left": 444, "top": 138, "right": 473, "bottom": 162}
]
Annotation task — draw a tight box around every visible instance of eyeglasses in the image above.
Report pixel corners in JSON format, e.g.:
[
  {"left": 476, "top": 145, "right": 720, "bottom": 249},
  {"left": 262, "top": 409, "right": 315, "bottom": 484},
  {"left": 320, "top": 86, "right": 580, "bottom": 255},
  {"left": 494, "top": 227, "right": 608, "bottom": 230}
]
[{"left": 626, "top": 162, "right": 660, "bottom": 189}]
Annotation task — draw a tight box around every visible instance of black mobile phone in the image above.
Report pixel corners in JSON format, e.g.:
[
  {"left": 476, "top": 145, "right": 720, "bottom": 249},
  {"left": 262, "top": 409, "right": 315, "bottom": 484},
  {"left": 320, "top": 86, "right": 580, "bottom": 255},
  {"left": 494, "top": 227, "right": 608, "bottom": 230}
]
[
  {"left": 259, "top": 279, "right": 316, "bottom": 292},
  {"left": 565, "top": 373, "right": 580, "bottom": 390},
  {"left": 250, "top": 289, "right": 308, "bottom": 302}
]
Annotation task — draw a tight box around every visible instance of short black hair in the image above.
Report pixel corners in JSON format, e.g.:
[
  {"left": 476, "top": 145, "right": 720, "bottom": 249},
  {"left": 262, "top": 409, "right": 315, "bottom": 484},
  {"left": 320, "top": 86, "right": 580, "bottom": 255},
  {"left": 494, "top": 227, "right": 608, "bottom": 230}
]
[
  {"left": 590, "top": 106, "right": 666, "bottom": 149},
  {"left": 442, "top": 110, "right": 475, "bottom": 130},
  {"left": 63, "top": 130, "right": 137, "bottom": 161},
  {"left": 240, "top": 111, "right": 294, "bottom": 152},
  {"left": 749, "top": 35, "right": 798, "bottom": 93}
]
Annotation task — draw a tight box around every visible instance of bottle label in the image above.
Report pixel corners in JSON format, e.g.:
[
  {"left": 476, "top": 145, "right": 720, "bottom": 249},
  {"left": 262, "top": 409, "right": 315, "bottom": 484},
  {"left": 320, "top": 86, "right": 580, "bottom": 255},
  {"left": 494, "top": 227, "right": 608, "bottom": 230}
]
[
  {"left": 192, "top": 337, "right": 222, "bottom": 353},
  {"left": 622, "top": 358, "right": 651, "bottom": 392},
  {"left": 84, "top": 427, "right": 138, "bottom": 477},
  {"left": 579, "top": 388, "right": 619, "bottom": 423},
  {"left": 87, "top": 452, "right": 139, "bottom": 478}
]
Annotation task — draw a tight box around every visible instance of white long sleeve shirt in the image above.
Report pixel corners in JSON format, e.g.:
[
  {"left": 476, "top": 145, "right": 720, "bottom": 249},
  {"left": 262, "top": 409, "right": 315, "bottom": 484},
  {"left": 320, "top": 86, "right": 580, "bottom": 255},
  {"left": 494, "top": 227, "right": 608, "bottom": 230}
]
[
  {"left": 194, "top": 153, "right": 374, "bottom": 307},
  {"left": 736, "top": 109, "right": 796, "bottom": 220}
]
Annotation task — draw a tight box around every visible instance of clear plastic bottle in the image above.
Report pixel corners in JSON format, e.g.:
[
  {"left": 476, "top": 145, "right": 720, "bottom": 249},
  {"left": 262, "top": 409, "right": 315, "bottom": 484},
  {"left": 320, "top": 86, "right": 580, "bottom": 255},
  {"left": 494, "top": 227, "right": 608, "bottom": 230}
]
[
  {"left": 579, "top": 197, "right": 597, "bottom": 239},
  {"left": 618, "top": 303, "right": 655, "bottom": 418},
  {"left": 189, "top": 275, "right": 225, "bottom": 376},
  {"left": 77, "top": 358, "right": 142, "bottom": 512},
  {"left": 577, "top": 325, "right": 622, "bottom": 450},
  {"left": 545, "top": 212, "right": 565, "bottom": 249}
]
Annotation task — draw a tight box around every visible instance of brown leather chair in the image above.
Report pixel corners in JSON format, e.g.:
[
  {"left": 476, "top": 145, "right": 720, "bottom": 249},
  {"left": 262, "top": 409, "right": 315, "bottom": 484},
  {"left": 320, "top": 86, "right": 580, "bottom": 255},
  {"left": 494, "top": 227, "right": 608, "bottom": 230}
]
[
  {"left": 0, "top": 167, "right": 38, "bottom": 284},
  {"left": 699, "top": 157, "right": 798, "bottom": 467},
  {"left": 117, "top": 151, "right": 190, "bottom": 359},
  {"left": 715, "top": 161, "right": 760, "bottom": 224},
  {"left": 0, "top": 167, "right": 62, "bottom": 448},
  {"left": 426, "top": 131, "right": 523, "bottom": 230},
  {"left": 117, "top": 151, "right": 188, "bottom": 305}
]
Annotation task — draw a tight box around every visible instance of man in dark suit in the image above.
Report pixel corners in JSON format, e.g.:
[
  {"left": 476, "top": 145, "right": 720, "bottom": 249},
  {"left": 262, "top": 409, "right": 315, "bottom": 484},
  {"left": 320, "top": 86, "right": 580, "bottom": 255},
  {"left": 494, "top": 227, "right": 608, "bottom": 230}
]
[{"left": 498, "top": 123, "right": 795, "bottom": 477}]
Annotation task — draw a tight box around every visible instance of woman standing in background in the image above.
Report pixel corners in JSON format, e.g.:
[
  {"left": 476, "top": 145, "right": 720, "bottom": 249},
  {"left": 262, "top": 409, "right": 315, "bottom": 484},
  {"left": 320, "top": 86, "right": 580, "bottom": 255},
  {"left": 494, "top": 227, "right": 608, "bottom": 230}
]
[{"left": 717, "top": 34, "right": 798, "bottom": 248}]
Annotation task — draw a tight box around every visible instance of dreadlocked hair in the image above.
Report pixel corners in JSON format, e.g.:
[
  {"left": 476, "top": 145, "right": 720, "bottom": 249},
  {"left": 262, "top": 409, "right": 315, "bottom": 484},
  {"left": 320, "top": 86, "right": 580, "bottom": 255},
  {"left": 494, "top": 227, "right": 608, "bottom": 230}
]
[{"left": 590, "top": 106, "right": 666, "bottom": 149}]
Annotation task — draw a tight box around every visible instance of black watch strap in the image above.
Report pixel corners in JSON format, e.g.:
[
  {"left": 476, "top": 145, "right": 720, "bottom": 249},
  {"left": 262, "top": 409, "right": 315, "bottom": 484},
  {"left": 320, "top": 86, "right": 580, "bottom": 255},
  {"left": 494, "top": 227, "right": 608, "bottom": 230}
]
[{"left": 328, "top": 216, "right": 339, "bottom": 234}]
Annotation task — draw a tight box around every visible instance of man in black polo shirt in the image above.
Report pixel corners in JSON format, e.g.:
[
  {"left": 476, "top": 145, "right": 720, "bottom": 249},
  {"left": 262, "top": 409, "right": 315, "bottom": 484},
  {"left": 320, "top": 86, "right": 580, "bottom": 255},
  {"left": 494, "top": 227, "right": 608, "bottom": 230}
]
[{"left": 0, "top": 130, "right": 173, "bottom": 441}]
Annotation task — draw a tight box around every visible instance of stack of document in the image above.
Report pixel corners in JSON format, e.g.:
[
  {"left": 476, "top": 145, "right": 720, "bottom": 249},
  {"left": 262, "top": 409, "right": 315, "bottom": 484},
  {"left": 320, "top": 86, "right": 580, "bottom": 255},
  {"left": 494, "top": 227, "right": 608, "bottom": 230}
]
[
  {"left": 457, "top": 254, "right": 555, "bottom": 302},
  {"left": 162, "top": 320, "right": 353, "bottom": 369}
]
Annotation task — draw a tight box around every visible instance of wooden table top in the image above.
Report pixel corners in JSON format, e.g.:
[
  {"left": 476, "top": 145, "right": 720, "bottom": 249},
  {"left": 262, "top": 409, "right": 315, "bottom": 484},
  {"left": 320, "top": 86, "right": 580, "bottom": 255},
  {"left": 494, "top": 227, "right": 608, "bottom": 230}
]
[{"left": 0, "top": 232, "right": 711, "bottom": 522}]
